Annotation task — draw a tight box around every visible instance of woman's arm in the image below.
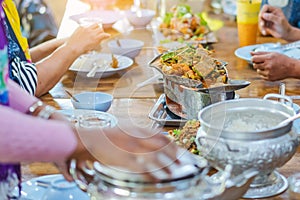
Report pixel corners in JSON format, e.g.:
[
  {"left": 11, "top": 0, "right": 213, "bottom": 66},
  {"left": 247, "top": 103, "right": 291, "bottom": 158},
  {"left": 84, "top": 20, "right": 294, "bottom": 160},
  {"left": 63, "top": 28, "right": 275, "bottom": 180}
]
[
  {"left": 5, "top": 81, "right": 182, "bottom": 181},
  {"left": 29, "top": 38, "right": 67, "bottom": 62},
  {"left": 7, "top": 79, "right": 38, "bottom": 113},
  {"left": 0, "top": 105, "right": 77, "bottom": 163},
  {"left": 35, "top": 24, "right": 110, "bottom": 97},
  {"left": 2, "top": 80, "right": 77, "bottom": 162}
]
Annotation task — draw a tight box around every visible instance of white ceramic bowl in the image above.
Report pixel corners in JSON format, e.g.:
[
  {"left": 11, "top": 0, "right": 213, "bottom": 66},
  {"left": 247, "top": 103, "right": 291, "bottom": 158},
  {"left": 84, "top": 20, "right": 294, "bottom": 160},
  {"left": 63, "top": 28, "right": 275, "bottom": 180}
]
[
  {"left": 107, "top": 39, "right": 144, "bottom": 59},
  {"left": 125, "top": 9, "right": 155, "bottom": 28},
  {"left": 42, "top": 177, "right": 89, "bottom": 200},
  {"left": 70, "top": 10, "right": 122, "bottom": 29},
  {"left": 71, "top": 92, "right": 113, "bottom": 112}
]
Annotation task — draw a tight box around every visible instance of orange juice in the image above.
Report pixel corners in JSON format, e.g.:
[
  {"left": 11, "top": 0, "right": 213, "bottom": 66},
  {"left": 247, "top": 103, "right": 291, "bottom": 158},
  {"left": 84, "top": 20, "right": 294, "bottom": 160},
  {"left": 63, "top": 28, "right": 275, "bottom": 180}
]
[
  {"left": 237, "top": 23, "right": 258, "bottom": 46},
  {"left": 237, "top": 0, "right": 262, "bottom": 47}
]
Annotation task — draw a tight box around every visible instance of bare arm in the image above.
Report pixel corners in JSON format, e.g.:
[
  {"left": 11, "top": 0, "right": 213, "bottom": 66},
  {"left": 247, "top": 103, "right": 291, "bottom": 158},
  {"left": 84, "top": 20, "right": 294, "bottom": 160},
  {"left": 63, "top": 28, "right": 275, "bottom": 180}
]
[
  {"left": 29, "top": 38, "right": 67, "bottom": 62},
  {"left": 35, "top": 24, "right": 110, "bottom": 97},
  {"left": 283, "top": 26, "right": 300, "bottom": 42}
]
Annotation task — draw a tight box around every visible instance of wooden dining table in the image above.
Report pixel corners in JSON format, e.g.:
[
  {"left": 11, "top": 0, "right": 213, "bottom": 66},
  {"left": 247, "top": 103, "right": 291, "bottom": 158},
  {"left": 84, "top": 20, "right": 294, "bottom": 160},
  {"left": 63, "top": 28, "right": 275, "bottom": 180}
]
[{"left": 21, "top": 0, "right": 300, "bottom": 199}]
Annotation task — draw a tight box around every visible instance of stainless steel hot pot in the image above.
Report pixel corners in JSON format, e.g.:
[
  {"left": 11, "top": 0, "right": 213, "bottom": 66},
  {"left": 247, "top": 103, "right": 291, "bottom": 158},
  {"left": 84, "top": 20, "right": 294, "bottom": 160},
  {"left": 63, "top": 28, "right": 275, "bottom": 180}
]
[
  {"left": 163, "top": 76, "right": 240, "bottom": 119},
  {"left": 149, "top": 54, "right": 250, "bottom": 119},
  {"left": 69, "top": 150, "right": 257, "bottom": 200},
  {"left": 196, "top": 94, "right": 300, "bottom": 199}
]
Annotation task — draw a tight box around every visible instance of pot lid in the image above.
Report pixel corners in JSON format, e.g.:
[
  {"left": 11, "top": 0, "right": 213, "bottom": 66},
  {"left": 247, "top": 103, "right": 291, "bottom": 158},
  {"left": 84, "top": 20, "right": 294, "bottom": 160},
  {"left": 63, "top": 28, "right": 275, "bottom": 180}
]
[{"left": 198, "top": 98, "right": 295, "bottom": 140}]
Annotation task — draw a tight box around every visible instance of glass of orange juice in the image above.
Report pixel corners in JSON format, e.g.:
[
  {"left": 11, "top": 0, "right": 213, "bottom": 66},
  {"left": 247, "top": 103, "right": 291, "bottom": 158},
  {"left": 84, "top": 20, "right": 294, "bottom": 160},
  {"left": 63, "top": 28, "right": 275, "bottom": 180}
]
[{"left": 237, "top": 0, "right": 262, "bottom": 47}]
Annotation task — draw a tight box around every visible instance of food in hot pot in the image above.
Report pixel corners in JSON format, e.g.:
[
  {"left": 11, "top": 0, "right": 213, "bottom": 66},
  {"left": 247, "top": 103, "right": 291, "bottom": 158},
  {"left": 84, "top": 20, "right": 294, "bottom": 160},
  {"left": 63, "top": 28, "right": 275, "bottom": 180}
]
[{"left": 159, "top": 45, "right": 228, "bottom": 88}]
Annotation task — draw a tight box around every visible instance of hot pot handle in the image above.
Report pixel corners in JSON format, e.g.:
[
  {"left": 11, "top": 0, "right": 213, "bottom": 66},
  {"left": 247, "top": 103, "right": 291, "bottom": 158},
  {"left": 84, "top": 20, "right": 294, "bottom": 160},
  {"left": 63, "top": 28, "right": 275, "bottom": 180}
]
[
  {"left": 69, "top": 159, "right": 95, "bottom": 192},
  {"left": 197, "top": 136, "right": 249, "bottom": 154},
  {"left": 263, "top": 93, "right": 293, "bottom": 106}
]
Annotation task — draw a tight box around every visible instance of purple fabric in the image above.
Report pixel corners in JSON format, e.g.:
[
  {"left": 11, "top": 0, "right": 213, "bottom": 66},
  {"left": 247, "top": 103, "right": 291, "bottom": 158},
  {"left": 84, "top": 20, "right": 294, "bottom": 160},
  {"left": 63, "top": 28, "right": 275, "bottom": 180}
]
[
  {"left": 0, "top": 2, "right": 21, "bottom": 199},
  {"left": 0, "top": 4, "right": 5, "bottom": 49}
]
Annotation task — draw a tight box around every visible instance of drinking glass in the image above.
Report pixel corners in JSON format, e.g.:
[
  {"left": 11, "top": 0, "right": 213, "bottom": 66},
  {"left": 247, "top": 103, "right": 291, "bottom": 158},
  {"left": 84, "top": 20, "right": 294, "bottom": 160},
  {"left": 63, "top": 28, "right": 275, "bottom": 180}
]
[
  {"left": 288, "top": 173, "right": 300, "bottom": 200},
  {"left": 79, "top": 113, "right": 111, "bottom": 128},
  {"left": 236, "top": 0, "right": 262, "bottom": 47}
]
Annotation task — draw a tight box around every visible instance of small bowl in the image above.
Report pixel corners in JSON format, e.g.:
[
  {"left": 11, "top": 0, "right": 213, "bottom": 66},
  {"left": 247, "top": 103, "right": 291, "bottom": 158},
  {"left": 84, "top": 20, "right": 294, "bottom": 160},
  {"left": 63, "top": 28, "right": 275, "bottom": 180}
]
[
  {"left": 42, "top": 177, "right": 89, "bottom": 200},
  {"left": 125, "top": 9, "right": 155, "bottom": 28},
  {"left": 71, "top": 92, "right": 113, "bottom": 112},
  {"left": 107, "top": 39, "right": 144, "bottom": 59}
]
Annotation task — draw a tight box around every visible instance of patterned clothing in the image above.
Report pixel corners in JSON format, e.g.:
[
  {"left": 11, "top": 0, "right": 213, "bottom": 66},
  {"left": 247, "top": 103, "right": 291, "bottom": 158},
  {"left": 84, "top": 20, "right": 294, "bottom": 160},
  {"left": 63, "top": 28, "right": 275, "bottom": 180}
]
[
  {"left": 0, "top": 1, "right": 21, "bottom": 199},
  {"left": 2, "top": 0, "right": 30, "bottom": 59},
  {"left": 2, "top": 0, "right": 37, "bottom": 95}
]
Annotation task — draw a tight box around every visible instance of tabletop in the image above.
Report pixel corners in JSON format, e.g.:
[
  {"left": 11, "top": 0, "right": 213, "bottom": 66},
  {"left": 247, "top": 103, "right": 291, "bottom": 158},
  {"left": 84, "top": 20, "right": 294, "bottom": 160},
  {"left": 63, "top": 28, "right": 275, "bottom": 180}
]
[{"left": 22, "top": 0, "right": 300, "bottom": 199}]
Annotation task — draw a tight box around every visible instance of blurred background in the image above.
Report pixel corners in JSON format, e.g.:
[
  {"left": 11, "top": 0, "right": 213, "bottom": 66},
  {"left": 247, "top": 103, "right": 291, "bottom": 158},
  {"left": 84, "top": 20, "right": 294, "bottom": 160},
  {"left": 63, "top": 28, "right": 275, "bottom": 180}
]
[{"left": 45, "top": 0, "right": 67, "bottom": 25}]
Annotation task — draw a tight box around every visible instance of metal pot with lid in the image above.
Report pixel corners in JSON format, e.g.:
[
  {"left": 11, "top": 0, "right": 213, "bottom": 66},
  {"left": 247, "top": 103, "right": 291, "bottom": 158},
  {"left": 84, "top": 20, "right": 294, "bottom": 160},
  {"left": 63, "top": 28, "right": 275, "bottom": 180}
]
[
  {"left": 69, "top": 149, "right": 257, "bottom": 200},
  {"left": 196, "top": 94, "right": 300, "bottom": 199}
]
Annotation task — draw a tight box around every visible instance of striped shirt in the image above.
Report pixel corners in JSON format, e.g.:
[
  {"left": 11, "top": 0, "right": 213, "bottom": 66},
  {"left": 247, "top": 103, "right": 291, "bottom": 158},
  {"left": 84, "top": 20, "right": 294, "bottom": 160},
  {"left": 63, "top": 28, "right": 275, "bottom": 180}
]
[{"left": 10, "top": 57, "right": 37, "bottom": 95}]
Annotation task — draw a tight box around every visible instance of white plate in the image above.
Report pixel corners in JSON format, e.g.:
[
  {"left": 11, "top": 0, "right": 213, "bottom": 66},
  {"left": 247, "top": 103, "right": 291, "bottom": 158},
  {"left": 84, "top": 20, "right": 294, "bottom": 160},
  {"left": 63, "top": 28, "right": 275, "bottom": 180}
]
[
  {"left": 69, "top": 53, "right": 133, "bottom": 78},
  {"left": 56, "top": 109, "right": 118, "bottom": 127},
  {"left": 235, "top": 43, "right": 300, "bottom": 63},
  {"left": 69, "top": 10, "right": 122, "bottom": 29},
  {"left": 20, "top": 174, "right": 89, "bottom": 200}
]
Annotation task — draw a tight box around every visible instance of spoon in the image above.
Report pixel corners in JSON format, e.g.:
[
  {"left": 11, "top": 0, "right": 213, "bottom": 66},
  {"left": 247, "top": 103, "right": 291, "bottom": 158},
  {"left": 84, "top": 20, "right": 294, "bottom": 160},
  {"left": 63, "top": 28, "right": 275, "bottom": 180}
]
[
  {"left": 87, "top": 60, "right": 108, "bottom": 77},
  {"left": 278, "top": 112, "right": 300, "bottom": 126},
  {"left": 254, "top": 40, "right": 300, "bottom": 52},
  {"left": 87, "top": 63, "right": 100, "bottom": 77},
  {"left": 65, "top": 89, "right": 80, "bottom": 102},
  {"left": 116, "top": 39, "right": 121, "bottom": 47}
]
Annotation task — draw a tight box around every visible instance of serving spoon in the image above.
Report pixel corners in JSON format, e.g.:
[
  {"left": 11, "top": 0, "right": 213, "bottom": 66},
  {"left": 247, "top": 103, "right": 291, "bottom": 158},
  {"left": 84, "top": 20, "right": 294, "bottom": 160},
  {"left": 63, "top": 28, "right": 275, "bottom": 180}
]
[{"left": 278, "top": 112, "right": 300, "bottom": 126}]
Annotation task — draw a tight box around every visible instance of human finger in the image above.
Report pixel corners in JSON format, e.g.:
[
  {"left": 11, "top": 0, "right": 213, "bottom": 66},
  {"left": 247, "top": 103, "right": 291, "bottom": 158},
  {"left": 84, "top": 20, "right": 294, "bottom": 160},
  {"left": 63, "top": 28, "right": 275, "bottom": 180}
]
[
  {"left": 96, "top": 32, "right": 110, "bottom": 41},
  {"left": 55, "top": 162, "right": 74, "bottom": 182},
  {"left": 251, "top": 53, "right": 268, "bottom": 64},
  {"left": 135, "top": 134, "right": 180, "bottom": 165},
  {"left": 259, "top": 5, "right": 271, "bottom": 33},
  {"left": 256, "top": 68, "right": 269, "bottom": 78},
  {"left": 250, "top": 51, "right": 269, "bottom": 56},
  {"left": 260, "top": 4, "right": 273, "bottom": 15},
  {"left": 252, "top": 63, "right": 265, "bottom": 70}
]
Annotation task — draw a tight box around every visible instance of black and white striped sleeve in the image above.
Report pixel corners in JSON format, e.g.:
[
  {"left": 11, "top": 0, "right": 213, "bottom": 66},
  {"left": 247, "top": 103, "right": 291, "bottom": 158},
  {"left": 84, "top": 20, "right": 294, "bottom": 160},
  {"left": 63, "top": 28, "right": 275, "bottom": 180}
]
[{"left": 10, "top": 57, "right": 37, "bottom": 96}]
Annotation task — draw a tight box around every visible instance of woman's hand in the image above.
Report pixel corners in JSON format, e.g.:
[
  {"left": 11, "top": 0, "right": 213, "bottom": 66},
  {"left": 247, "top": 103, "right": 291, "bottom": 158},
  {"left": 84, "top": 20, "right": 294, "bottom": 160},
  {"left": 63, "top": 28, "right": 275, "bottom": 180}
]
[
  {"left": 65, "top": 24, "right": 110, "bottom": 56},
  {"left": 60, "top": 122, "right": 181, "bottom": 182}
]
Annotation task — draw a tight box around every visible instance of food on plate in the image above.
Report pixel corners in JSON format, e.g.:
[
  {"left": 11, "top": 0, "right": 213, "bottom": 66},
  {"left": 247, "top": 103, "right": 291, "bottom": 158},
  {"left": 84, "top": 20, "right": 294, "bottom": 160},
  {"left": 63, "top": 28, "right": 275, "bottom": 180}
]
[
  {"left": 110, "top": 54, "right": 119, "bottom": 68},
  {"left": 159, "top": 5, "right": 210, "bottom": 42},
  {"left": 168, "top": 120, "right": 200, "bottom": 154},
  {"left": 158, "top": 45, "right": 228, "bottom": 88}
]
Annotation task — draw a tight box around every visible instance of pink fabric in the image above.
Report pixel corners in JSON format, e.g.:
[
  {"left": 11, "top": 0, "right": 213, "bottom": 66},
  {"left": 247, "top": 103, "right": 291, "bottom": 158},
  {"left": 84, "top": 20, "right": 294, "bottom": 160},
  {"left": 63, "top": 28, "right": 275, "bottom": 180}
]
[
  {"left": 0, "top": 80, "right": 77, "bottom": 162},
  {"left": 7, "top": 79, "right": 37, "bottom": 113}
]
